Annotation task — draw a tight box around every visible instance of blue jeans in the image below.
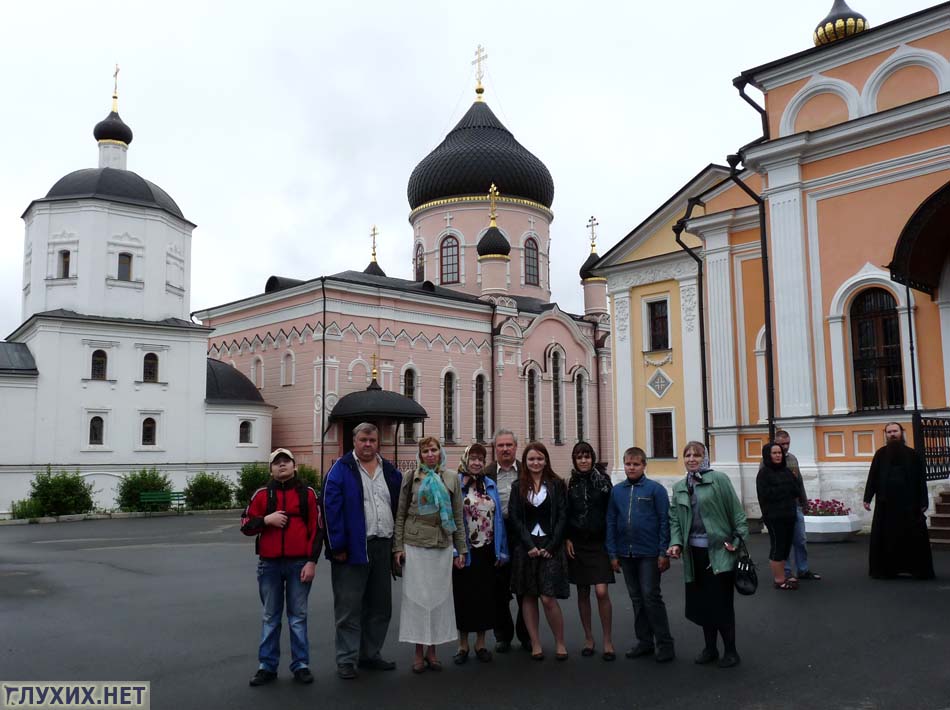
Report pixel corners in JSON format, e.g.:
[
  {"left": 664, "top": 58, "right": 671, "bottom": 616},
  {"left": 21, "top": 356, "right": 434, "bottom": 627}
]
[
  {"left": 618, "top": 557, "right": 674, "bottom": 652},
  {"left": 784, "top": 506, "right": 809, "bottom": 577},
  {"left": 257, "top": 558, "right": 312, "bottom": 672}
]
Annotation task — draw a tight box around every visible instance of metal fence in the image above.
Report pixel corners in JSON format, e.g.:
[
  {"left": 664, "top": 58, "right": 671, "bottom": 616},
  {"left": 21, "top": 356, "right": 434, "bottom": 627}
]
[{"left": 919, "top": 417, "right": 950, "bottom": 481}]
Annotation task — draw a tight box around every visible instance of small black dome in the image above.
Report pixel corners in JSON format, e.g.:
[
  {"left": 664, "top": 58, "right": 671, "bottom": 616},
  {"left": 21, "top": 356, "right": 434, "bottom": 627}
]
[
  {"left": 407, "top": 100, "right": 554, "bottom": 210},
  {"left": 364, "top": 261, "right": 386, "bottom": 277},
  {"left": 579, "top": 252, "right": 600, "bottom": 280},
  {"left": 206, "top": 358, "right": 266, "bottom": 405},
  {"left": 265, "top": 276, "right": 305, "bottom": 293},
  {"left": 94, "top": 110, "right": 133, "bottom": 145},
  {"left": 44, "top": 167, "right": 184, "bottom": 219},
  {"left": 477, "top": 226, "right": 511, "bottom": 257},
  {"left": 814, "top": 0, "right": 869, "bottom": 46}
]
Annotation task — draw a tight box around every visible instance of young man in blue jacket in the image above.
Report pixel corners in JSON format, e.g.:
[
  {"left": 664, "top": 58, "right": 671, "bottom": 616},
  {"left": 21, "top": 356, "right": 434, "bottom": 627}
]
[
  {"left": 606, "top": 447, "right": 675, "bottom": 663},
  {"left": 323, "top": 422, "right": 403, "bottom": 680}
]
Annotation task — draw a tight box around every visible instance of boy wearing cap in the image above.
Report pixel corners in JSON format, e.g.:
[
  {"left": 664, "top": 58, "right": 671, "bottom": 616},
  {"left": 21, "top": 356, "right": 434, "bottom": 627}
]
[{"left": 241, "top": 448, "right": 323, "bottom": 686}]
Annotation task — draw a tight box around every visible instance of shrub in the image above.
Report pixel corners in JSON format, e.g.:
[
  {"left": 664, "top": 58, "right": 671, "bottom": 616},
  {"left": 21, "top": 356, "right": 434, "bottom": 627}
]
[
  {"left": 11, "top": 498, "right": 45, "bottom": 520},
  {"left": 116, "top": 467, "right": 173, "bottom": 512},
  {"left": 297, "top": 464, "right": 323, "bottom": 495},
  {"left": 235, "top": 462, "right": 270, "bottom": 508},
  {"left": 29, "top": 467, "right": 95, "bottom": 516},
  {"left": 184, "top": 472, "right": 233, "bottom": 510}
]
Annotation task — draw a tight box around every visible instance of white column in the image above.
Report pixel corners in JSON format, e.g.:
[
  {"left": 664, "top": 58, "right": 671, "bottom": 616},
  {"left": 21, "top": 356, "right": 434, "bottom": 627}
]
[
  {"left": 828, "top": 315, "right": 850, "bottom": 414},
  {"left": 679, "top": 277, "right": 703, "bottom": 440},
  {"left": 768, "top": 185, "right": 816, "bottom": 417},
  {"left": 939, "top": 302, "right": 950, "bottom": 407},
  {"left": 610, "top": 290, "right": 634, "bottom": 469},
  {"left": 705, "top": 230, "right": 737, "bottom": 428},
  {"left": 897, "top": 304, "right": 923, "bottom": 410}
]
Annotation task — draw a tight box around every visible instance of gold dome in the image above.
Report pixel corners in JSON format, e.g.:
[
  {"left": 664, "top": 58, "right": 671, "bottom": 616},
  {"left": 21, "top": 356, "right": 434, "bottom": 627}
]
[{"left": 814, "top": 0, "right": 869, "bottom": 46}]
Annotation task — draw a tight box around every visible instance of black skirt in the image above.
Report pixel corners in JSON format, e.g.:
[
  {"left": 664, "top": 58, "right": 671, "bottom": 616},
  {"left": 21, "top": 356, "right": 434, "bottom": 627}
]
[
  {"left": 685, "top": 546, "right": 735, "bottom": 628},
  {"left": 453, "top": 545, "right": 497, "bottom": 632},
  {"left": 567, "top": 537, "right": 615, "bottom": 586},
  {"left": 510, "top": 535, "right": 570, "bottom": 599}
]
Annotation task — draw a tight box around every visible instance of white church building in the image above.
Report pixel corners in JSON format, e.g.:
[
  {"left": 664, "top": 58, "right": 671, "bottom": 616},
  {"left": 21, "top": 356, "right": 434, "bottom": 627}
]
[{"left": 0, "top": 92, "right": 273, "bottom": 516}]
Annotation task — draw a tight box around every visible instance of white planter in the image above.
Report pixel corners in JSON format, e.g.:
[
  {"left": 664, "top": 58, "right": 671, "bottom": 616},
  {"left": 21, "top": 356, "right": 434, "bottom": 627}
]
[{"left": 804, "top": 515, "right": 861, "bottom": 543}]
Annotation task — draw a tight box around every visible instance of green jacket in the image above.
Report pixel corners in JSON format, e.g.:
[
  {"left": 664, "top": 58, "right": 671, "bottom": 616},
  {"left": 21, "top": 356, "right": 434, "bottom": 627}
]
[
  {"left": 669, "top": 470, "right": 748, "bottom": 583},
  {"left": 394, "top": 466, "right": 468, "bottom": 555}
]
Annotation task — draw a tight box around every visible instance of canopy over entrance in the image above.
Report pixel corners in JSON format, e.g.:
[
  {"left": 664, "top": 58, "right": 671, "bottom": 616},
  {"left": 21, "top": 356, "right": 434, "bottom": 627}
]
[
  {"left": 888, "top": 180, "right": 950, "bottom": 297},
  {"left": 327, "top": 377, "right": 428, "bottom": 458}
]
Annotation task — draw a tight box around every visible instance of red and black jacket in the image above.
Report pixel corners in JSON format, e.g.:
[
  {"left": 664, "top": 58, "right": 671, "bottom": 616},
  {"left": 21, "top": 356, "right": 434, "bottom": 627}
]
[{"left": 241, "top": 476, "right": 324, "bottom": 562}]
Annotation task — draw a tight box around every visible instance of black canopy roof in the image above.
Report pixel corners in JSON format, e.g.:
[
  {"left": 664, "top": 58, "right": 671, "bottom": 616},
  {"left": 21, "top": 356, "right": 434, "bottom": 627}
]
[{"left": 328, "top": 378, "right": 428, "bottom": 422}]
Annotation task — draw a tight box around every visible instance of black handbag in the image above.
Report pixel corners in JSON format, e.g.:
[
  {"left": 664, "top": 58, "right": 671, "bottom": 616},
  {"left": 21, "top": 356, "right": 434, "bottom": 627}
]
[{"left": 733, "top": 538, "right": 758, "bottom": 596}]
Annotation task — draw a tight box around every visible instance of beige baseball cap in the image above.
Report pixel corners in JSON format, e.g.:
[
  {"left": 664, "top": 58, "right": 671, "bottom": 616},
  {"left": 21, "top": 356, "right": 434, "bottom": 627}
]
[{"left": 269, "top": 448, "right": 295, "bottom": 464}]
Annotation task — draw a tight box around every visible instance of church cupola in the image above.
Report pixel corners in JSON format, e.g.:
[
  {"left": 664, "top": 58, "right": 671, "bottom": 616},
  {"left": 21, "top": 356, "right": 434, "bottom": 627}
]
[
  {"left": 478, "top": 184, "right": 510, "bottom": 298},
  {"left": 581, "top": 216, "right": 607, "bottom": 316},
  {"left": 95, "top": 65, "right": 133, "bottom": 170},
  {"left": 363, "top": 225, "right": 387, "bottom": 277},
  {"left": 813, "top": 0, "right": 869, "bottom": 46}
]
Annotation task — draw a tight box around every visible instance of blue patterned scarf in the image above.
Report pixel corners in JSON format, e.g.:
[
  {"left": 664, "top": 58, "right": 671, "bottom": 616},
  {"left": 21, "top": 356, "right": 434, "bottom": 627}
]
[{"left": 417, "top": 463, "right": 456, "bottom": 533}]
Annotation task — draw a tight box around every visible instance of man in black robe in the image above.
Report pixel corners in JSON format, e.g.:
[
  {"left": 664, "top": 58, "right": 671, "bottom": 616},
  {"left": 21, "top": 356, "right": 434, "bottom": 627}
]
[{"left": 863, "top": 422, "right": 935, "bottom": 580}]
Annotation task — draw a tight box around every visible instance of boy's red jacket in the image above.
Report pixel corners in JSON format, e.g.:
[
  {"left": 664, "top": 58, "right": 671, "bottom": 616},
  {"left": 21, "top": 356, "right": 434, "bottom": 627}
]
[{"left": 241, "top": 477, "right": 324, "bottom": 561}]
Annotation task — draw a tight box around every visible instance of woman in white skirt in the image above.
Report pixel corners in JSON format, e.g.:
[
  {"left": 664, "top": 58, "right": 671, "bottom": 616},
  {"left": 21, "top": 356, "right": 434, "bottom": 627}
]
[{"left": 394, "top": 436, "right": 468, "bottom": 673}]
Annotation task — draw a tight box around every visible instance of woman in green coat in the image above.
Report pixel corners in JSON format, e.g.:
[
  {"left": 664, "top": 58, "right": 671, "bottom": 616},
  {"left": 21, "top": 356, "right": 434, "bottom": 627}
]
[{"left": 667, "top": 441, "right": 748, "bottom": 669}]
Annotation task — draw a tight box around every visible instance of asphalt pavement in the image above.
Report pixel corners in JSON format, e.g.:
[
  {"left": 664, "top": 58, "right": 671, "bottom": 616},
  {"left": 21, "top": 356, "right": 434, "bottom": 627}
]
[{"left": 1, "top": 514, "right": 948, "bottom": 710}]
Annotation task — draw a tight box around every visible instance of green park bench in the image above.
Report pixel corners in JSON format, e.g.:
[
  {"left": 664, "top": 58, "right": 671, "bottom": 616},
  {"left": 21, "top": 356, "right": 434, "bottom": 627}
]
[{"left": 139, "top": 491, "right": 186, "bottom": 514}]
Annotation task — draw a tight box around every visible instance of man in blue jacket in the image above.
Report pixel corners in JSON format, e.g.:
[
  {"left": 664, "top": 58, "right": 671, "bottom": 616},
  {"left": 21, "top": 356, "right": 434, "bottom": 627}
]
[
  {"left": 323, "top": 422, "right": 403, "bottom": 680},
  {"left": 606, "top": 447, "right": 675, "bottom": 663}
]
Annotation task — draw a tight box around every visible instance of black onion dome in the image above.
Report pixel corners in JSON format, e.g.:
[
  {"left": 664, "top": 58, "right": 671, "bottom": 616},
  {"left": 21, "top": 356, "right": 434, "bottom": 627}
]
[
  {"left": 814, "top": 0, "right": 869, "bottom": 46},
  {"left": 94, "top": 110, "right": 133, "bottom": 144},
  {"left": 579, "top": 252, "right": 600, "bottom": 280},
  {"left": 206, "top": 358, "right": 265, "bottom": 405},
  {"left": 363, "top": 261, "right": 386, "bottom": 277},
  {"left": 477, "top": 226, "right": 511, "bottom": 256},
  {"left": 407, "top": 101, "right": 554, "bottom": 210},
  {"left": 44, "top": 167, "right": 184, "bottom": 219}
]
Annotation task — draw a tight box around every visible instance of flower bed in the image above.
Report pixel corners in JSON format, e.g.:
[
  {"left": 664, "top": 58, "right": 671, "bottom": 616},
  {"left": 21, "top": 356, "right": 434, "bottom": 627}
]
[{"left": 803, "top": 499, "right": 859, "bottom": 542}]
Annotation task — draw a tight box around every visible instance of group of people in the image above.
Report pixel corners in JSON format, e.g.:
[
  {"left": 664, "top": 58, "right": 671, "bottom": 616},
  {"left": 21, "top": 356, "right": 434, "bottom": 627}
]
[{"left": 239, "top": 421, "right": 935, "bottom": 686}]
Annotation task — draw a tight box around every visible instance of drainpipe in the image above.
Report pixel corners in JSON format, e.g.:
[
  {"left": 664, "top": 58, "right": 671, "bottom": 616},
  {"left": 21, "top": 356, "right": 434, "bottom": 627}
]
[
  {"left": 320, "top": 277, "right": 327, "bottom": 474},
  {"left": 490, "top": 301, "right": 497, "bottom": 440},
  {"left": 594, "top": 337, "right": 603, "bottom": 462},
  {"left": 673, "top": 203, "right": 710, "bottom": 451},
  {"left": 734, "top": 77, "right": 770, "bottom": 141},
  {"left": 726, "top": 154, "right": 776, "bottom": 441},
  {"left": 905, "top": 281, "right": 923, "bottom": 449}
]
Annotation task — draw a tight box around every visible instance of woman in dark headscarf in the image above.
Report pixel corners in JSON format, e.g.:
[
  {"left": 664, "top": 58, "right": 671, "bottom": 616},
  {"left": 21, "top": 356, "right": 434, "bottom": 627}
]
[
  {"left": 756, "top": 442, "right": 800, "bottom": 590},
  {"left": 565, "top": 442, "right": 616, "bottom": 660}
]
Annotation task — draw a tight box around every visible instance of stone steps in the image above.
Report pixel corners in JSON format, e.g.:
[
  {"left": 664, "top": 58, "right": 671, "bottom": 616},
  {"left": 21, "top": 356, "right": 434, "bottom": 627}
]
[{"left": 931, "top": 492, "right": 950, "bottom": 549}]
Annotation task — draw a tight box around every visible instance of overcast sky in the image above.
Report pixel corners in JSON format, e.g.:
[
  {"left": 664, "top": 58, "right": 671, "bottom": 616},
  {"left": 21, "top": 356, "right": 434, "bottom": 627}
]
[{"left": 0, "top": 0, "right": 935, "bottom": 337}]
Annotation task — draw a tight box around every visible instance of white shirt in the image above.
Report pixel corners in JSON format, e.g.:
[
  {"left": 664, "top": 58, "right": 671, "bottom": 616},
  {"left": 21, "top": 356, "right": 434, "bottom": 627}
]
[
  {"left": 527, "top": 484, "right": 548, "bottom": 536},
  {"left": 355, "top": 452, "right": 394, "bottom": 539},
  {"left": 495, "top": 462, "right": 519, "bottom": 519}
]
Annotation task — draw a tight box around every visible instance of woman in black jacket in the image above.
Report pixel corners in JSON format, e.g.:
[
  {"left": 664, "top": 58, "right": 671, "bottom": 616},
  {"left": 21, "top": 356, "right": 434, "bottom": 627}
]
[
  {"left": 756, "top": 442, "right": 800, "bottom": 590},
  {"left": 509, "top": 441, "right": 569, "bottom": 660}
]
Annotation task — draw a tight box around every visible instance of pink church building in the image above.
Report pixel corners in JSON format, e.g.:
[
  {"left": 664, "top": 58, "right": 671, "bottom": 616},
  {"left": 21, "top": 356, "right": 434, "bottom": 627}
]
[{"left": 194, "top": 83, "right": 614, "bottom": 475}]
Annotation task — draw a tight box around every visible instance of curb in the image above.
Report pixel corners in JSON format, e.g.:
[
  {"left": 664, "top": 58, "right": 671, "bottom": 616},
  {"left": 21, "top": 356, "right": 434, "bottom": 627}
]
[{"left": 0, "top": 508, "right": 243, "bottom": 526}]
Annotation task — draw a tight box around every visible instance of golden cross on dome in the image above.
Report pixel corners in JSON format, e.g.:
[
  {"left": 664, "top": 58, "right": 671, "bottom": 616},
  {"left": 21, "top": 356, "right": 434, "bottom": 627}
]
[
  {"left": 370, "top": 225, "right": 379, "bottom": 262},
  {"left": 587, "top": 215, "right": 599, "bottom": 253},
  {"left": 488, "top": 183, "right": 499, "bottom": 227},
  {"left": 472, "top": 44, "right": 488, "bottom": 100},
  {"left": 112, "top": 64, "right": 120, "bottom": 111},
  {"left": 370, "top": 353, "right": 378, "bottom": 379}
]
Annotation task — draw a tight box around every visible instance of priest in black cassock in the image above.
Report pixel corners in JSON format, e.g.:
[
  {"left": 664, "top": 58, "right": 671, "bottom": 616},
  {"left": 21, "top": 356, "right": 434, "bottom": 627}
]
[{"left": 862, "top": 422, "right": 935, "bottom": 580}]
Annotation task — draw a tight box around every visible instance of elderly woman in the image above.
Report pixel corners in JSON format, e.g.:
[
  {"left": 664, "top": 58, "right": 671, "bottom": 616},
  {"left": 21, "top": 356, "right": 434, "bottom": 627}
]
[
  {"left": 756, "top": 442, "right": 801, "bottom": 590},
  {"left": 565, "top": 441, "right": 615, "bottom": 660},
  {"left": 394, "top": 437, "right": 468, "bottom": 673},
  {"left": 509, "top": 441, "right": 570, "bottom": 661},
  {"left": 667, "top": 441, "right": 748, "bottom": 669},
  {"left": 452, "top": 443, "right": 509, "bottom": 664}
]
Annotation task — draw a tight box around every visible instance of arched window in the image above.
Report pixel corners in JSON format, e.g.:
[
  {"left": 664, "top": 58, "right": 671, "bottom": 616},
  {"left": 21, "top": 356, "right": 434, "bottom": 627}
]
[
  {"left": 443, "top": 371, "right": 456, "bottom": 442},
  {"left": 440, "top": 236, "right": 459, "bottom": 284},
  {"left": 89, "top": 416, "right": 104, "bottom": 445},
  {"left": 551, "top": 352, "right": 562, "bottom": 444},
  {"left": 142, "top": 417, "right": 157, "bottom": 446},
  {"left": 239, "top": 420, "right": 252, "bottom": 444},
  {"left": 475, "top": 374, "right": 486, "bottom": 443},
  {"left": 143, "top": 353, "right": 159, "bottom": 383},
  {"left": 527, "top": 369, "right": 538, "bottom": 442},
  {"left": 851, "top": 288, "right": 903, "bottom": 411},
  {"left": 575, "top": 373, "right": 585, "bottom": 441},
  {"left": 91, "top": 350, "right": 108, "bottom": 380},
  {"left": 403, "top": 369, "right": 417, "bottom": 443},
  {"left": 414, "top": 243, "right": 425, "bottom": 282},
  {"left": 281, "top": 352, "right": 295, "bottom": 386},
  {"left": 117, "top": 252, "right": 133, "bottom": 281},
  {"left": 59, "top": 250, "right": 71, "bottom": 279},
  {"left": 525, "top": 238, "right": 539, "bottom": 286},
  {"left": 251, "top": 357, "right": 263, "bottom": 389}
]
